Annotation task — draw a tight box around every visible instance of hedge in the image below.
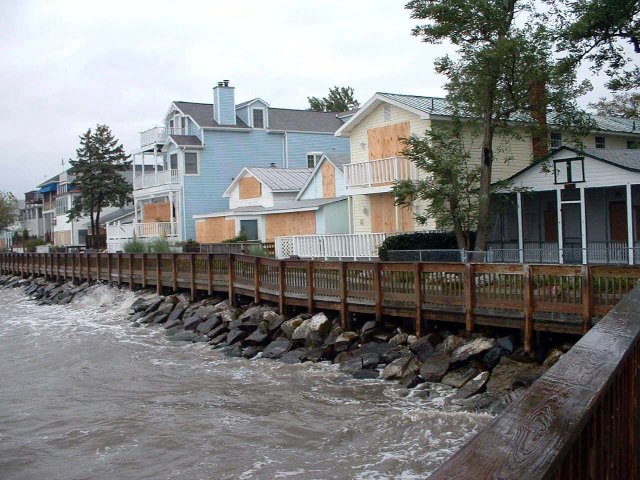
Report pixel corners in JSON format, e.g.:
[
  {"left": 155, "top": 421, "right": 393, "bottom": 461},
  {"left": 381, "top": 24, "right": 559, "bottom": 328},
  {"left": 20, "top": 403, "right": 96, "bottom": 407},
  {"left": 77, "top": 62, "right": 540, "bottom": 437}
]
[{"left": 378, "top": 231, "right": 475, "bottom": 261}]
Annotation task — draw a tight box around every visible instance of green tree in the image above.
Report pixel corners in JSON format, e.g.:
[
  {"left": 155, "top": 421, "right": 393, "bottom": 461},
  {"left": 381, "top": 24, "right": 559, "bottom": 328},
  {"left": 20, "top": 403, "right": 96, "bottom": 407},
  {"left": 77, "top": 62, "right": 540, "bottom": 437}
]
[
  {"left": 549, "top": 0, "right": 640, "bottom": 90},
  {"left": 0, "top": 191, "right": 19, "bottom": 232},
  {"left": 406, "top": 0, "right": 593, "bottom": 250},
  {"left": 589, "top": 91, "right": 640, "bottom": 117},
  {"left": 308, "top": 86, "right": 359, "bottom": 112},
  {"left": 68, "top": 125, "right": 131, "bottom": 246},
  {"left": 393, "top": 124, "right": 480, "bottom": 249}
]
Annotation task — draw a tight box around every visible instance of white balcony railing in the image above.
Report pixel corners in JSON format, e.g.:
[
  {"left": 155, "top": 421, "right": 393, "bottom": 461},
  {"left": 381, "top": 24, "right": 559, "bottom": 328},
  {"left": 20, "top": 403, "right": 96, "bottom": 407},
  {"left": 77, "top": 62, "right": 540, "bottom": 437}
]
[
  {"left": 344, "top": 156, "right": 418, "bottom": 190},
  {"left": 275, "top": 233, "right": 390, "bottom": 260},
  {"left": 140, "top": 127, "right": 185, "bottom": 147},
  {"left": 106, "top": 221, "right": 179, "bottom": 252},
  {"left": 133, "top": 169, "right": 180, "bottom": 190}
]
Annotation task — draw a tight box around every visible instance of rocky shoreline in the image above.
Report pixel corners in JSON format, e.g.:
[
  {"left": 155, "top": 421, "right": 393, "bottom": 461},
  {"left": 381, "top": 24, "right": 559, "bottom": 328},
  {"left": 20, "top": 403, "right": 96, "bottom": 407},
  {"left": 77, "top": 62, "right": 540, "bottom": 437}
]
[{"left": 1, "top": 274, "right": 569, "bottom": 415}]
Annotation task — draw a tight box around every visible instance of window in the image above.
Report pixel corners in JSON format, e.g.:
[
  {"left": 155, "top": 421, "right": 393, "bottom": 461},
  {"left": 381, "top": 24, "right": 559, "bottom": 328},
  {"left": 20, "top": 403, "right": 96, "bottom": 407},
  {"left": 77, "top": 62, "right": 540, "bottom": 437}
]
[
  {"left": 240, "top": 220, "right": 259, "bottom": 240},
  {"left": 628, "top": 140, "right": 639, "bottom": 149},
  {"left": 554, "top": 157, "right": 584, "bottom": 184},
  {"left": 252, "top": 109, "right": 264, "bottom": 128},
  {"left": 184, "top": 152, "right": 199, "bottom": 175},
  {"left": 169, "top": 153, "right": 178, "bottom": 170},
  {"left": 595, "top": 136, "right": 605, "bottom": 149},
  {"left": 307, "top": 152, "right": 323, "bottom": 168},
  {"left": 181, "top": 117, "right": 187, "bottom": 131},
  {"left": 55, "top": 197, "right": 68, "bottom": 216},
  {"left": 550, "top": 132, "right": 562, "bottom": 148}
]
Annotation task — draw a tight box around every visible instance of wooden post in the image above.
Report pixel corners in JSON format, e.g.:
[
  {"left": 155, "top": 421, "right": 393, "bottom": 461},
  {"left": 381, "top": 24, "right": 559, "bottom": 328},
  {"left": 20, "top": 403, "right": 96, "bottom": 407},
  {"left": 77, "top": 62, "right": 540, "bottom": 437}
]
[
  {"left": 414, "top": 263, "right": 423, "bottom": 338},
  {"left": 64, "top": 252, "right": 68, "bottom": 279},
  {"left": 156, "top": 253, "right": 162, "bottom": 295},
  {"left": 96, "top": 252, "right": 101, "bottom": 282},
  {"left": 86, "top": 253, "right": 91, "bottom": 283},
  {"left": 206, "top": 254, "right": 213, "bottom": 296},
  {"left": 228, "top": 254, "right": 235, "bottom": 306},
  {"left": 373, "top": 262, "right": 383, "bottom": 323},
  {"left": 278, "top": 260, "right": 286, "bottom": 316},
  {"left": 128, "top": 253, "right": 134, "bottom": 290},
  {"left": 190, "top": 253, "right": 196, "bottom": 301},
  {"left": 523, "top": 264, "right": 534, "bottom": 354},
  {"left": 581, "top": 264, "right": 592, "bottom": 334},
  {"left": 117, "top": 252, "right": 122, "bottom": 285},
  {"left": 107, "top": 253, "right": 112, "bottom": 284},
  {"left": 141, "top": 253, "right": 147, "bottom": 289},
  {"left": 464, "top": 263, "right": 475, "bottom": 333},
  {"left": 339, "top": 262, "right": 348, "bottom": 331},
  {"left": 254, "top": 256, "right": 261, "bottom": 304},
  {"left": 307, "top": 261, "right": 314, "bottom": 313},
  {"left": 172, "top": 254, "right": 177, "bottom": 291}
]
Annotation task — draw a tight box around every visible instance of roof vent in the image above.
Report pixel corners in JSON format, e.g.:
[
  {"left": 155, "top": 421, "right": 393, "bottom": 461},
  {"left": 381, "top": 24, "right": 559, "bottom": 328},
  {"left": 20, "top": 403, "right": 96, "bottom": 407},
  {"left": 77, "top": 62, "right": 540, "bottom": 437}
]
[
  {"left": 217, "top": 81, "right": 224, "bottom": 87},
  {"left": 223, "top": 80, "right": 230, "bottom": 87},
  {"left": 270, "top": 162, "right": 276, "bottom": 168},
  {"left": 633, "top": 120, "right": 636, "bottom": 131}
]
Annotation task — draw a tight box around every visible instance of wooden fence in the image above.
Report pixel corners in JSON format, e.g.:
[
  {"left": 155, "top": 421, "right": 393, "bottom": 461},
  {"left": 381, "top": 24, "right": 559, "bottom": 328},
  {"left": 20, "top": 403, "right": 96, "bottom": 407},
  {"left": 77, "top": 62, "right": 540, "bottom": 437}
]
[
  {"left": 2, "top": 252, "right": 640, "bottom": 351},
  {"left": 428, "top": 282, "right": 640, "bottom": 479}
]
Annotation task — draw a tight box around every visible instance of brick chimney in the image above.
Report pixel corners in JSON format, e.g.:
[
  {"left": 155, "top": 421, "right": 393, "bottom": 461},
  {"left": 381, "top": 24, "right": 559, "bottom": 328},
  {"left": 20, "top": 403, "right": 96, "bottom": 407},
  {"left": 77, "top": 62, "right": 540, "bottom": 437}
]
[
  {"left": 213, "top": 80, "right": 236, "bottom": 126},
  {"left": 529, "top": 80, "right": 549, "bottom": 160}
]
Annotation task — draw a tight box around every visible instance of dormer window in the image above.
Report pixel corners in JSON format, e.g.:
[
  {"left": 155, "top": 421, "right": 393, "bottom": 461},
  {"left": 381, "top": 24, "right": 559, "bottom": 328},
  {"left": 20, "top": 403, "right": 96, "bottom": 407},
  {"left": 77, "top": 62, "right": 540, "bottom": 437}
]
[
  {"left": 307, "top": 152, "right": 323, "bottom": 168},
  {"left": 252, "top": 109, "right": 265, "bottom": 129},
  {"left": 550, "top": 132, "right": 562, "bottom": 148}
]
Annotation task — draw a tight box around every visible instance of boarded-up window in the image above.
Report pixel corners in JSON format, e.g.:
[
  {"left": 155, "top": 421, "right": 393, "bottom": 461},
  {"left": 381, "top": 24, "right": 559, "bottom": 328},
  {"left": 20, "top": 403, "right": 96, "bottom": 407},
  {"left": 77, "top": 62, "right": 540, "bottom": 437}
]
[
  {"left": 195, "top": 217, "right": 236, "bottom": 244},
  {"left": 143, "top": 202, "right": 171, "bottom": 222},
  {"left": 366, "top": 122, "right": 410, "bottom": 160},
  {"left": 265, "top": 211, "right": 316, "bottom": 241},
  {"left": 370, "top": 193, "right": 397, "bottom": 233},
  {"left": 238, "top": 176, "right": 262, "bottom": 199},
  {"left": 322, "top": 162, "right": 336, "bottom": 198}
]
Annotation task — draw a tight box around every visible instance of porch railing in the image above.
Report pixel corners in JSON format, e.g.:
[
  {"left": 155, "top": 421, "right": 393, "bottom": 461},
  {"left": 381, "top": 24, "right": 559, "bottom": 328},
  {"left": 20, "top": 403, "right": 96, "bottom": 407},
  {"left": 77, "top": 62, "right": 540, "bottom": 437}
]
[
  {"left": 140, "top": 127, "right": 185, "bottom": 147},
  {"left": 343, "top": 156, "right": 418, "bottom": 190},
  {"left": 489, "top": 241, "right": 640, "bottom": 265},
  {"left": 133, "top": 169, "right": 180, "bottom": 190},
  {"left": 275, "top": 233, "right": 389, "bottom": 259}
]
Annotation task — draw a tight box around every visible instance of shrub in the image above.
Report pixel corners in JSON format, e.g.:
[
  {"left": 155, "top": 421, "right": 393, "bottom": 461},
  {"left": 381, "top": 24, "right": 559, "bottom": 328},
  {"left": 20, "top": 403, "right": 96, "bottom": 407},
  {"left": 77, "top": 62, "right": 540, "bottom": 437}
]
[
  {"left": 378, "top": 231, "right": 474, "bottom": 260},
  {"left": 222, "top": 231, "right": 248, "bottom": 243},
  {"left": 24, "top": 238, "right": 46, "bottom": 252},
  {"left": 245, "top": 244, "right": 273, "bottom": 257},
  {"left": 123, "top": 238, "right": 147, "bottom": 253},
  {"left": 148, "top": 237, "right": 171, "bottom": 253}
]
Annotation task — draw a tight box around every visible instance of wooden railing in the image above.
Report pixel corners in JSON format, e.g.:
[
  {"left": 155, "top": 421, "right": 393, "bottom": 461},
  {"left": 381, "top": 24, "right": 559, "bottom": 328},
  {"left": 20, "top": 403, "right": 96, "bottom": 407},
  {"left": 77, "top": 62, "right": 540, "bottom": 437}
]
[
  {"left": 428, "top": 282, "right": 640, "bottom": 479},
  {"left": 2, "top": 253, "right": 640, "bottom": 345}
]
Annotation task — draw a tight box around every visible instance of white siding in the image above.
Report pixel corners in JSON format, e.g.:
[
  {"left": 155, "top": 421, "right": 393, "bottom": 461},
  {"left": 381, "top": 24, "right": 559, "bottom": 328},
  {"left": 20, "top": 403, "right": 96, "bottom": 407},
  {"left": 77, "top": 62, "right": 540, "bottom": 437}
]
[
  {"left": 228, "top": 174, "right": 275, "bottom": 209},
  {"left": 299, "top": 162, "right": 347, "bottom": 200}
]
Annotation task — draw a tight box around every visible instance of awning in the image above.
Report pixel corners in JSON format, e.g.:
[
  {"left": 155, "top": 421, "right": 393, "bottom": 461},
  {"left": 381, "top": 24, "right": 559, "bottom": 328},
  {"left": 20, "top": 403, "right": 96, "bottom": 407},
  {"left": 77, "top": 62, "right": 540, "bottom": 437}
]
[{"left": 38, "top": 183, "right": 57, "bottom": 193}]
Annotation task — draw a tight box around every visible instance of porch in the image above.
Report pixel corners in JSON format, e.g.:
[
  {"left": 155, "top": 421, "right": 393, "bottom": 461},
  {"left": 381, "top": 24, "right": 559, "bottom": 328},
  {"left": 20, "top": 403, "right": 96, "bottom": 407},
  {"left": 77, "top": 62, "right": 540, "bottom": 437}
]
[
  {"left": 106, "top": 221, "right": 180, "bottom": 252},
  {"left": 343, "top": 156, "right": 419, "bottom": 195}
]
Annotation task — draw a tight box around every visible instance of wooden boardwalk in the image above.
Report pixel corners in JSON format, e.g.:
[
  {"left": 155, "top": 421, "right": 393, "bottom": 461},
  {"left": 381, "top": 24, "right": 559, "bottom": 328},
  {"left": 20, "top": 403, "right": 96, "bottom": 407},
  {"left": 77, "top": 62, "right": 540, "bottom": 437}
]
[{"left": 2, "top": 252, "right": 640, "bottom": 352}]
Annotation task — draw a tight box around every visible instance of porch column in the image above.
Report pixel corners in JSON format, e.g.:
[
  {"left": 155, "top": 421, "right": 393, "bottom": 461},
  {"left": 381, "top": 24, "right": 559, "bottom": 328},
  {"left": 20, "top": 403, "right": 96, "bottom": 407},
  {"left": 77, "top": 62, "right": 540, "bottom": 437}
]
[
  {"left": 153, "top": 146, "right": 158, "bottom": 183},
  {"left": 627, "top": 183, "right": 634, "bottom": 265},
  {"left": 516, "top": 192, "right": 524, "bottom": 263},
  {"left": 580, "top": 187, "right": 587, "bottom": 265},
  {"left": 132, "top": 153, "right": 136, "bottom": 188},
  {"left": 169, "top": 193, "right": 175, "bottom": 238},
  {"left": 556, "top": 188, "right": 563, "bottom": 264},
  {"left": 140, "top": 153, "right": 145, "bottom": 187}
]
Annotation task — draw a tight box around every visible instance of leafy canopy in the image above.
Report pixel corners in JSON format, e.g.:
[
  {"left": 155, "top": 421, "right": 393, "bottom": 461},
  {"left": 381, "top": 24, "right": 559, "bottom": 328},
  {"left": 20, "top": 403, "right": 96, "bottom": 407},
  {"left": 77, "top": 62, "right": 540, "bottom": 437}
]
[
  {"left": 589, "top": 91, "right": 640, "bottom": 118},
  {"left": 0, "top": 191, "right": 19, "bottom": 232},
  {"left": 308, "top": 86, "right": 359, "bottom": 112},
  {"left": 68, "top": 125, "right": 131, "bottom": 241}
]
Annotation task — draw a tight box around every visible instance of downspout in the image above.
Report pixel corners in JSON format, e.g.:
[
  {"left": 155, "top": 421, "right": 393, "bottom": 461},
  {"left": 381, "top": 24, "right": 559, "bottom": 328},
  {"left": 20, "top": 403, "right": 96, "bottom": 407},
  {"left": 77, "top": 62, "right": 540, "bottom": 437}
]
[{"left": 283, "top": 132, "right": 289, "bottom": 168}]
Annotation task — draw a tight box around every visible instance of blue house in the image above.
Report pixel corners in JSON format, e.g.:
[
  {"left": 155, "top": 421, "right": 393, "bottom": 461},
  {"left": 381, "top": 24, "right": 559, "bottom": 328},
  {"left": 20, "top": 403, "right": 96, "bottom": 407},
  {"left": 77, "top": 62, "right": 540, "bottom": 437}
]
[{"left": 128, "top": 80, "right": 350, "bottom": 243}]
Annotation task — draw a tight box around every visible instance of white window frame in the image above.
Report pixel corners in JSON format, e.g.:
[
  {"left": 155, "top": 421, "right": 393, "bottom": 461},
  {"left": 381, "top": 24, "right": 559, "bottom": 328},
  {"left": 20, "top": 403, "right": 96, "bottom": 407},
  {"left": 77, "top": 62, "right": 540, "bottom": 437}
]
[
  {"left": 251, "top": 107, "right": 266, "bottom": 129},
  {"left": 595, "top": 136, "right": 605, "bottom": 149},
  {"left": 306, "top": 152, "right": 323, "bottom": 168},
  {"left": 184, "top": 151, "right": 200, "bottom": 176},
  {"left": 550, "top": 132, "right": 563, "bottom": 149}
]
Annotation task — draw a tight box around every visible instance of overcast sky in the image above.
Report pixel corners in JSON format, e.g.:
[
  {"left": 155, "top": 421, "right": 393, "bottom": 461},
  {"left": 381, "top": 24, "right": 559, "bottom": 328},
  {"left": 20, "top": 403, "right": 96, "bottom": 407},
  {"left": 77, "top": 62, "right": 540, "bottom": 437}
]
[{"left": 0, "top": 0, "right": 611, "bottom": 196}]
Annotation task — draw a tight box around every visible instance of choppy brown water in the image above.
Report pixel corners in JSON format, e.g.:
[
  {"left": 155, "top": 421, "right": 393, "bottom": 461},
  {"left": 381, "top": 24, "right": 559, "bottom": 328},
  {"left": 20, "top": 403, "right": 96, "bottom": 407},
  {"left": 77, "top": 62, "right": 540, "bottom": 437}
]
[{"left": 0, "top": 285, "right": 489, "bottom": 480}]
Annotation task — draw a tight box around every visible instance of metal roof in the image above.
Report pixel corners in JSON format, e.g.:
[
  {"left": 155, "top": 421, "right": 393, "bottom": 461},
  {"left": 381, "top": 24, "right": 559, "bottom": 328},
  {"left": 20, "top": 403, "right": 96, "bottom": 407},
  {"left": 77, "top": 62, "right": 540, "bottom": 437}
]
[
  {"left": 246, "top": 167, "right": 313, "bottom": 191},
  {"left": 99, "top": 207, "right": 135, "bottom": 225},
  {"left": 322, "top": 152, "right": 351, "bottom": 172},
  {"left": 195, "top": 196, "right": 347, "bottom": 218},
  {"left": 169, "top": 134, "right": 203, "bottom": 146}
]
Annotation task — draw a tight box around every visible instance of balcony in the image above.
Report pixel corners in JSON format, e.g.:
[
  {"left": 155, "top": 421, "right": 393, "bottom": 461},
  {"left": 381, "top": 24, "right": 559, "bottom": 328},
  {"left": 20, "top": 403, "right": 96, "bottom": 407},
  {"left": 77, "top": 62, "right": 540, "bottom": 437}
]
[
  {"left": 140, "top": 127, "right": 186, "bottom": 147},
  {"left": 106, "top": 221, "right": 179, "bottom": 252},
  {"left": 343, "top": 156, "right": 419, "bottom": 194},
  {"left": 133, "top": 169, "right": 180, "bottom": 190}
]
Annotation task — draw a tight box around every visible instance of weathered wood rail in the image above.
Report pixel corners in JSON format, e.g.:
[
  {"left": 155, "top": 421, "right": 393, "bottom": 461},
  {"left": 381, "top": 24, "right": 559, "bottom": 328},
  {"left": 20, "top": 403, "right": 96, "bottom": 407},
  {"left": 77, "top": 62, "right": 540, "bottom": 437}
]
[
  {"left": 2, "top": 252, "right": 640, "bottom": 350},
  {"left": 428, "top": 282, "right": 640, "bottom": 479}
]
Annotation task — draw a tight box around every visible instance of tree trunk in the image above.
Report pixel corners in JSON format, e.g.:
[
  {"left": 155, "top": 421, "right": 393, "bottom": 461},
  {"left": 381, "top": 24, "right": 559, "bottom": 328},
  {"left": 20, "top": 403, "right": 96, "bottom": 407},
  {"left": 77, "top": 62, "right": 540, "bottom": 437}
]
[{"left": 475, "top": 100, "right": 496, "bottom": 251}]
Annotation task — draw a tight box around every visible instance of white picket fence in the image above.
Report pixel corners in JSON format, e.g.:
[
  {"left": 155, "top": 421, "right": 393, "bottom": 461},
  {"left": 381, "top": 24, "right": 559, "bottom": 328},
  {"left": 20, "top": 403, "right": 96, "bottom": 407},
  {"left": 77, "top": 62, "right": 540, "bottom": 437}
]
[{"left": 275, "top": 233, "right": 389, "bottom": 260}]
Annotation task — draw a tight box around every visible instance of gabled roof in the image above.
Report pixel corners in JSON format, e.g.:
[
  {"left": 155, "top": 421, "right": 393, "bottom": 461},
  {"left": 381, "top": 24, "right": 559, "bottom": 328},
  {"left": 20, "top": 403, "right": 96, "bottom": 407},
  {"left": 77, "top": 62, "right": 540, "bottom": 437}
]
[
  {"left": 194, "top": 196, "right": 347, "bottom": 219},
  {"left": 235, "top": 98, "right": 270, "bottom": 109},
  {"left": 295, "top": 152, "right": 350, "bottom": 201},
  {"left": 500, "top": 146, "right": 640, "bottom": 186},
  {"left": 223, "top": 166, "right": 313, "bottom": 196},
  {"left": 336, "top": 92, "right": 640, "bottom": 136},
  {"left": 37, "top": 174, "right": 60, "bottom": 189},
  {"left": 267, "top": 108, "right": 344, "bottom": 133},
  {"left": 99, "top": 206, "right": 135, "bottom": 225}
]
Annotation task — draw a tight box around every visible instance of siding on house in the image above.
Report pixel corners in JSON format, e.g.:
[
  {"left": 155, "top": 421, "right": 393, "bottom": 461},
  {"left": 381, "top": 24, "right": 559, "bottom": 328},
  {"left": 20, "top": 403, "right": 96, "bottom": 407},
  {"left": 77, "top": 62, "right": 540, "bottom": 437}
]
[
  {"left": 298, "top": 161, "right": 347, "bottom": 200},
  {"left": 285, "top": 132, "right": 350, "bottom": 168}
]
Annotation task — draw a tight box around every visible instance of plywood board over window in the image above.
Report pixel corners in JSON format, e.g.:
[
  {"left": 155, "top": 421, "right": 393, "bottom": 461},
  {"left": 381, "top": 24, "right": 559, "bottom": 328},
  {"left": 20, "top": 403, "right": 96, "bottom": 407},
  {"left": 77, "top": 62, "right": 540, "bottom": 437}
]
[
  {"left": 195, "top": 217, "right": 237, "bottom": 244},
  {"left": 322, "top": 162, "right": 336, "bottom": 198},
  {"left": 370, "top": 193, "right": 397, "bottom": 233},
  {"left": 265, "top": 211, "right": 316, "bottom": 241},
  {"left": 239, "top": 176, "right": 262, "bottom": 199},
  {"left": 142, "top": 202, "right": 171, "bottom": 223},
  {"left": 367, "top": 122, "right": 410, "bottom": 160}
]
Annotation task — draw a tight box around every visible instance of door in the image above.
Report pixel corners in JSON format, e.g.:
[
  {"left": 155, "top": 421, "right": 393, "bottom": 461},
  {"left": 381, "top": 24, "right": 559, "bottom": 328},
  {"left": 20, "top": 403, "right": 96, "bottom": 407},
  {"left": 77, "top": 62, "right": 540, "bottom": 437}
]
[
  {"left": 543, "top": 208, "right": 558, "bottom": 242},
  {"left": 609, "top": 202, "right": 628, "bottom": 242}
]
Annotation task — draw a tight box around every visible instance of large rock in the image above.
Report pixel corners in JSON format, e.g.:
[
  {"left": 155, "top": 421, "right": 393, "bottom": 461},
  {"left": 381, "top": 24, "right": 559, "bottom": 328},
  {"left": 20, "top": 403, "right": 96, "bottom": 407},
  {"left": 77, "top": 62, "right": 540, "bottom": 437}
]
[
  {"left": 262, "top": 339, "right": 291, "bottom": 359},
  {"left": 281, "top": 317, "right": 304, "bottom": 339},
  {"left": 267, "top": 313, "right": 286, "bottom": 335},
  {"left": 219, "top": 309, "right": 237, "bottom": 324},
  {"left": 543, "top": 348, "right": 563, "bottom": 368},
  {"left": 209, "top": 333, "right": 227, "bottom": 346},
  {"left": 292, "top": 313, "right": 331, "bottom": 340},
  {"left": 450, "top": 337, "right": 496, "bottom": 364},
  {"left": 226, "top": 329, "right": 248, "bottom": 345},
  {"left": 360, "top": 320, "right": 377, "bottom": 336},
  {"left": 419, "top": 353, "right": 451, "bottom": 382},
  {"left": 436, "top": 335, "right": 465, "bottom": 355},
  {"left": 143, "top": 298, "right": 163, "bottom": 314},
  {"left": 356, "top": 342, "right": 393, "bottom": 357},
  {"left": 242, "top": 346, "right": 262, "bottom": 359},
  {"left": 409, "top": 333, "right": 442, "bottom": 361},
  {"left": 381, "top": 355, "right": 420, "bottom": 380},
  {"left": 206, "top": 323, "right": 228, "bottom": 339},
  {"left": 400, "top": 374, "right": 425, "bottom": 389},
  {"left": 352, "top": 369, "right": 380, "bottom": 380},
  {"left": 183, "top": 315, "right": 203, "bottom": 331},
  {"left": 481, "top": 346, "right": 508, "bottom": 369},
  {"left": 339, "top": 352, "right": 381, "bottom": 373},
  {"left": 382, "top": 346, "right": 411, "bottom": 364},
  {"left": 389, "top": 332, "right": 408, "bottom": 347},
  {"left": 243, "top": 329, "right": 270, "bottom": 346},
  {"left": 486, "top": 356, "right": 546, "bottom": 394},
  {"left": 497, "top": 335, "right": 516, "bottom": 353},
  {"left": 196, "top": 314, "right": 221, "bottom": 334},
  {"left": 334, "top": 331, "right": 359, "bottom": 352},
  {"left": 165, "top": 303, "right": 187, "bottom": 325},
  {"left": 168, "top": 331, "right": 200, "bottom": 342},
  {"left": 280, "top": 348, "right": 308, "bottom": 364},
  {"left": 454, "top": 371, "right": 490, "bottom": 399},
  {"left": 441, "top": 362, "right": 482, "bottom": 388}
]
